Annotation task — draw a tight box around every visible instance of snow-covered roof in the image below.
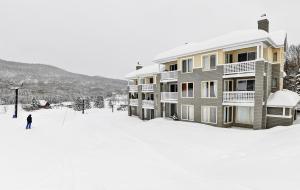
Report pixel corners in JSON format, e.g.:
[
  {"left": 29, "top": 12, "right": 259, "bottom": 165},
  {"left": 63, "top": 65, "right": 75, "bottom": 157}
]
[
  {"left": 154, "top": 29, "right": 286, "bottom": 63},
  {"left": 38, "top": 100, "right": 48, "bottom": 106},
  {"left": 267, "top": 90, "right": 300, "bottom": 107},
  {"left": 125, "top": 64, "right": 165, "bottom": 79}
]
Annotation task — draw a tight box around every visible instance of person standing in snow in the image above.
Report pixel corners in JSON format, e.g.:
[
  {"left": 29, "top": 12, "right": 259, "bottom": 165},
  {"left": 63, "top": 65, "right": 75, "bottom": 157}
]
[{"left": 26, "top": 114, "right": 32, "bottom": 129}]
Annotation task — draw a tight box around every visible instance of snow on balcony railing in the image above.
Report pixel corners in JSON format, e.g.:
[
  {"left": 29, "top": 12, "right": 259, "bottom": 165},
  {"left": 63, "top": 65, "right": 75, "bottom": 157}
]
[
  {"left": 161, "top": 92, "right": 178, "bottom": 102},
  {"left": 223, "top": 91, "right": 255, "bottom": 103},
  {"left": 129, "top": 85, "right": 138, "bottom": 92},
  {"left": 129, "top": 99, "right": 138, "bottom": 106},
  {"left": 141, "top": 84, "right": 154, "bottom": 92},
  {"left": 223, "top": 61, "right": 255, "bottom": 75},
  {"left": 142, "top": 100, "right": 154, "bottom": 108},
  {"left": 160, "top": 71, "right": 178, "bottom": 82}
]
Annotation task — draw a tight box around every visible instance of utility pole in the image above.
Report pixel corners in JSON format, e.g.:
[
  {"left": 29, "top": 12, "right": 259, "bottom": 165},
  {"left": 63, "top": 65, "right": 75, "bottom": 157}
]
[
  {"left": 82, "top": 99, "right": 85, "bottom": 114},
  {"left": 13, "top": 88, "right": 18, "bottom": 118}
]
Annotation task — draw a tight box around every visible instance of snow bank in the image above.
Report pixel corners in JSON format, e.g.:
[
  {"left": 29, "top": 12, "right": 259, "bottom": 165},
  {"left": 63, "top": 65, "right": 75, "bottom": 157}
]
[
  {"left": 267, "top": 89, "right": 300, "bottom": 107},
  {"left": 154, "top": 29, "right": 286, "bottom": 63}
]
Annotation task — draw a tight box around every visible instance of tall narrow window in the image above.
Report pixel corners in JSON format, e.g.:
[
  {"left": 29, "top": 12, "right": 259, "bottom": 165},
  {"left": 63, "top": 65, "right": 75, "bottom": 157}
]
[
  {"left": 224, "top": 80, "right": 233, "bottom": 91},
  {"left": 203, "top": 54, "right": 217, "bottom": 70},
  {"left": 273, "top": 52, "right": 278, "bottom": 62},
  {"left": 224, "top": 106, "right": 233, "bottom": 124},
  {"left": 201, "top": 81, "right": 217, "bottom": 98},
  {"left": 225, "top": 53, "right": 233, "bottom": 64},
  {"left": 181, "top": 82, "right": 193, "bottom": 98},
  {"left": 201, "top": 106, "right": 217, "bottom": 124},
  {"left": 182, "top": 58, "right": 193, "bottom": 73}
]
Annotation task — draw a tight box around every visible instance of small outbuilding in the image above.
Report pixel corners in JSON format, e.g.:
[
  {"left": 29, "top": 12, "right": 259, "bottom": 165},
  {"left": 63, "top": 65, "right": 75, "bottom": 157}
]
[
  {"left": 38, "top": 100, "right": 51, "bottom": 109},
  {"left": 266, "top": 90, "right": 300, "bottom": 128}
]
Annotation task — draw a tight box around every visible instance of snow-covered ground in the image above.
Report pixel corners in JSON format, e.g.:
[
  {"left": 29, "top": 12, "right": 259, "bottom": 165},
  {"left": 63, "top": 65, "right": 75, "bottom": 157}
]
[{"left": 0, "top": 106, "right": 300, "bottom": 190}]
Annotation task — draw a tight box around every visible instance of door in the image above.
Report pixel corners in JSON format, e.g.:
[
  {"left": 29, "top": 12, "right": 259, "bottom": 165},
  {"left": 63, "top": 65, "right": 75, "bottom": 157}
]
[
  {"left": 169, "top": 84, "right": 178, "bottom": 92},
  {"left": 170, "top": 104, "right": 177, "bottom": 117}
]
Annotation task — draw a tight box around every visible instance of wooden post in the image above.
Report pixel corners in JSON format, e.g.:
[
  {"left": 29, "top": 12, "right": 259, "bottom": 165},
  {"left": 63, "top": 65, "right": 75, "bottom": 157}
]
[
  {"left": 13, "top": 89, "right": 18, "bottom": 118},
  {"left": 82, "top": 99, "right": 85, "bottom": 114}
]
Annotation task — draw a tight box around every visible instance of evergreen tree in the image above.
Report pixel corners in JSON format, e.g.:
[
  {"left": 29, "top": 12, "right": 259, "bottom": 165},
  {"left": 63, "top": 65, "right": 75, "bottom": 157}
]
[
  {"left": 73, "top": 97, "right": 83, "bottom": 111},
  {"left": 84, "top": 97, "right": 91, "bottom": 110},
  {"left": 31, "top": 97, "right": 40, "bottom": 109},
  {"left": 94, "top": 96, "right": 104, "bottom": 108}
]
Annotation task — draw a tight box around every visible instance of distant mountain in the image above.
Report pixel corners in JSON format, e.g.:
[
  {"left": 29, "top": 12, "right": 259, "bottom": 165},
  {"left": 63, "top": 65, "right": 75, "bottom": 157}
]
[{"left": 0, "top": 59, "right": 127, "bottom": 104}]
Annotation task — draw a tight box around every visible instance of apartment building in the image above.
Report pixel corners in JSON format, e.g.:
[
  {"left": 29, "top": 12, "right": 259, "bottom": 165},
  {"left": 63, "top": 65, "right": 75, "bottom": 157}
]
[{"left": 126, "top": 16, "right": 300, "bottom": 129}]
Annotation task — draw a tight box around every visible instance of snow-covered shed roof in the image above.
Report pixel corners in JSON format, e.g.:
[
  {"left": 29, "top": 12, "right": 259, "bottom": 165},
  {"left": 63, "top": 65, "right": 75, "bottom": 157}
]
[
  {"left": 38, "top": 100, "right": 48, "bottom": 106},
  {"left": 154, "top": 29, "right": 286, "bottom": 63},
  {"left": 125, "top": 64, "right": 165, "bottom": 79},
  {"left": 267, "top": 90, "right": 300, "bottom": 107}
]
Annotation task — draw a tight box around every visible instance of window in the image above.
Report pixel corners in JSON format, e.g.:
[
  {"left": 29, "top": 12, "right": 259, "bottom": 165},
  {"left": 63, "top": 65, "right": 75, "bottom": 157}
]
[
  {"left": 225, "top": 53, "right": 233, "bottom": 64},
  {"left": 170, "top": 84, "right": 178, "bottom": 92},
  {"left": 237, "top": 79, "right": 255, "bottom": 91},
  {"left": 181, "top": 82, "right": 193, "bottom": 98},
  {"left": 182, "top": 58, "right": 193, "bottom": 73},
  {"left": 224, "top": 106, "right": 233, "bottom": 124},
  {"left": 181, "top": 105, "right": 194, "bottom": 121},
  {"left": 267, "top": 107, "right": 292, "bottom": 118},
  {"left": 170, "top": 64, "right": 177, "bottom": 71},
  {"left": 201, "top": 81, "right": 217, "bottom": 98},
  {"left": 224, "top": 80, "right": 233, "bottom": 91},
  {"left": 272, "top": 78, "right": 278, "bottom": 88},
  {"left": 236, "top": 106, "right": 254, "bottom": 124},
  {"left": 203, "top": 54, "right": 217, "bottom": 70},
  {"left": 238, "top": 52, "right": 256, "bottom": 62},
  {"left": 201, "top": 106, "right": 217, "bottom": 124},
  {"left": 149, "top": 77, "right": 154, "bottom": 84},
  {"left": 273, "top": 52, "right": 278, "bottom": 62}
]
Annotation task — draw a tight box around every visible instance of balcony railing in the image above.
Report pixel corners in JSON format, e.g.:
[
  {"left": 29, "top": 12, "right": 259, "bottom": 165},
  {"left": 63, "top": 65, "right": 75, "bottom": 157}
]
[
  {"left": 142, "top": 100, "right": 154, "bottom": 108},
  {"left": 129, "top": 99, "right": 138, "bottom": 106},
  {"left": 129, "top": 85, "right": 138, "bottom": 92},
  {"left": 223, "top": 91, "right": 255, "bottom": 103},
  {"left": 161, "top": 92, "right": 178, "bottom": 102},
  {"left": 160, "top": 71, "right": 178, "bottom": 82},
  {"left": 223, "top": 61, "right": 255, "bottom": 75},
  {"left": 141, "top": 84, "right": 154, "bottom": 92}
]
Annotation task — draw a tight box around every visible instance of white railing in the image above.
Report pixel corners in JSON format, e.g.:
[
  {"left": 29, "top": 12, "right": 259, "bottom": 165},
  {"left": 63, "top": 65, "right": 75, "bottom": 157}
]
[
  {"left": 142, "top": 100, "right": 154, "bottom": 108},
  {"left": 161, "top": 92, "right": 178, "bottom": 102},
  {"left": 129, "top": 85, "right": 138, "bottom": 92},
  {"left": 224, "top": 61, "right": 256, "bottom": 75},
  {"left": 223, "top": 91, "right": 255, "bottom": 103},
  {"left": 160, "top": 71, "right": 178, "bottom": 81},
  {"left": 129, "top": 99, "right": 138, "bottom": 106},
  {"left": 141, "top": 84, "right": 154, "bottom": 92}
]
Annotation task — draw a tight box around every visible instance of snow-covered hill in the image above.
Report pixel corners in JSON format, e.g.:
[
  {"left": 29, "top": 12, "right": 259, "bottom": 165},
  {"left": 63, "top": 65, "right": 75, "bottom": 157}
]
[{"left": 0, "top": 106, "right": 300, "bottom": 190}]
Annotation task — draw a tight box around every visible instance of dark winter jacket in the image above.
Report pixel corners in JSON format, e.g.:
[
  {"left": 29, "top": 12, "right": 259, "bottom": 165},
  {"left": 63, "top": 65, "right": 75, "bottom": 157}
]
[{"left": 27, "top": 115, "right": 32, "bottom": 123}]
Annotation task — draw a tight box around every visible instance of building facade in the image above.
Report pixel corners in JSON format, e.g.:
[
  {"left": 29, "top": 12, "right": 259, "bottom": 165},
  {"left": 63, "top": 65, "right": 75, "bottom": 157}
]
[{"left": 126, "top": 17, "right": 298, "bottom": 129}]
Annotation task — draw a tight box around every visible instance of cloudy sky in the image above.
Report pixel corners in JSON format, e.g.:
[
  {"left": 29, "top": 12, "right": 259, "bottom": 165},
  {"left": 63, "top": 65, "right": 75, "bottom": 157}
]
[{"left": 0, "top": 0, "right": 299, "bottom": 79}]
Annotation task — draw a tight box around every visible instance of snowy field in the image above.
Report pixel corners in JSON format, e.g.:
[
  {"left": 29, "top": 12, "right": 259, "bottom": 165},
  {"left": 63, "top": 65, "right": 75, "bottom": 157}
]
[{"left": 0, "top": 106, "right": 300, "bottom": 190}]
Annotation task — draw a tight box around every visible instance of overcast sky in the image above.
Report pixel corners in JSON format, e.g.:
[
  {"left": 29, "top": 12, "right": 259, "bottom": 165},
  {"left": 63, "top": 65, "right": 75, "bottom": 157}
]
[{"left": 0, "top": 0, "right": 299, "bottom": 79}]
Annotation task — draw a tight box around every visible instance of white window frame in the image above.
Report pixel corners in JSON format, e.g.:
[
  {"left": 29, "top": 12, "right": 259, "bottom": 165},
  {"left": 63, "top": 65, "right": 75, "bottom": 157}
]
[
  {"left": 181, "top": 104, "right": 194, "bottom": 121},
  {"left": 181, "top": 57, "right": 194, "bottom": 73},
  {"left": 236, "top": 78, "right": 255, "bottom": 91},
  {"left": 181, "top": 82, "right": 194, "bottom": 98},
  {"left": 267, "top": 106, "right": 293, "bottom": 118},
  {"left": 235, "top": 106, "right": 254, "bottom": 125},
  {"left": 224, "top": 80, "right": 233, "bottom": 91},
  {"left": 202, "top": 53, "right": 218, "bottom": 71},
  {"left": 170, "top": 64, "right": 178, "bottom": 71},
  {"left": 224, "top": 106, "right": 233, "bottom": 124},
  {"left": 201, "top": 106, "right": 217, "bottom": 124},
  {"left": 201, "top": 80, "right": 217, "bottom": 98}
]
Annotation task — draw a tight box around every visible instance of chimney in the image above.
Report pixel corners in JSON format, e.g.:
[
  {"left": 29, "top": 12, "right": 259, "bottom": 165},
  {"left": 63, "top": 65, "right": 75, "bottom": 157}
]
[
  {"left": 136, "top": 62, "right": 143, "bottom": 70},
  {"left": 258, "top": 14, "right": 269, "bottom": 32}
]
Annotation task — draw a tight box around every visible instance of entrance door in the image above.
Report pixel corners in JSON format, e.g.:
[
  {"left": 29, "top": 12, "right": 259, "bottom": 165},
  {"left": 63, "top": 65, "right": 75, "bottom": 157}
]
[
  {"left": 170, "top": 104, "right": 177, "bottom": 117},
  {"left": 170, "top": 84, "right": 178, "bottom": 92}
]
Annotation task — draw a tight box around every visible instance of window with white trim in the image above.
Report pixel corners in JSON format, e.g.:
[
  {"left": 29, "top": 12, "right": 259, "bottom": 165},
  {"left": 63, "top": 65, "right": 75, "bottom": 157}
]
[
  {"left": 238, "top": 52, "right": 256, "bottom": 62},
  {"left": 224, "top": 80, "right": 233, "bottom": 91},
  {"left": 182, "top": 58, "right": 193, "bottom": 73},
  {"left": 170, "top": 64, "right": 178, "bottom": 71},
  {"left": 272, "top": 78, "right": 278, "bottom": 88},
  {"left": 224, "top": 106, "right": 233, "bottom": 124},
  {"left": 236, "top": 106, "right": 254, "bottom": 124},
  {"left": 201, "top": 106, "right": 217, "bottom": 124},
  {"left": 201, "top": 81, "right": 217, "bottom": 98},
  {"left": 202, "top": 54, "right": 217, "bottom": 70},
  {"left": 267, "top": 107, "right": 292, "bottom": 117},
  {"left": 182, "top": 82, "right": 193, "bottom": 98},
  {"left": 181, "top": 105, "right": 194, "bottom": 121},
  {"left": 237, "top": 79, "right": 255, "bottom": 91}
]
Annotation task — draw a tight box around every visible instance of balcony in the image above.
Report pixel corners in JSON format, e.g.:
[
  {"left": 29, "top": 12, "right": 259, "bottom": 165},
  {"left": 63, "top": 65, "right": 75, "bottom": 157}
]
[
  {"left": 142, "top": 100, "right": 154, "bottom": 109},
  {"left": 160, "top": 71, "right": 178, "bottom": 82},
  {"left": 223, "top": 91, "right": 255, "bottom": 106},
  {"left": 129, "top": 99, "right": 138, "bottom": 106},
  {"left": 161, "top": 92, "right": 178, "bottom": 103},
  {"left": 223, "top": 61, "right": 256, "bottom": 78},
  {"left": 129, "top": 85, "right": 138, "bottom": 92},
  {"left": 141, "top": 84, "right": 154, "bottom": 92}
]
